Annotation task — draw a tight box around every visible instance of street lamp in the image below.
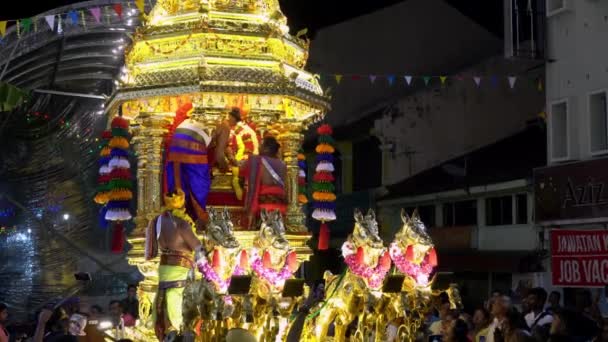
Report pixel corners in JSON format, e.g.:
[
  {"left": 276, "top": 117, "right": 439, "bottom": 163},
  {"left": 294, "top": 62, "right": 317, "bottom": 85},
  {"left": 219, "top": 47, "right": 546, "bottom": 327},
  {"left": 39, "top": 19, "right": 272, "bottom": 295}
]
[{"left": 63, "top": 213, "right": 70, "bottom": 221}]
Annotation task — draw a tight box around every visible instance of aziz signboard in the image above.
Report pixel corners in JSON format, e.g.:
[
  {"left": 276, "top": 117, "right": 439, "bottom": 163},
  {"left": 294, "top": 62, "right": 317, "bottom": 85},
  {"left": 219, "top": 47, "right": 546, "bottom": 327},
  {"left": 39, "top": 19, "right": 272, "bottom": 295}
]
[
  {"left": 551, "top": 229, "right": 608, "bottom": 287},
  {"left": 534, "top": 158, "right": 608, "bottom": 224}
]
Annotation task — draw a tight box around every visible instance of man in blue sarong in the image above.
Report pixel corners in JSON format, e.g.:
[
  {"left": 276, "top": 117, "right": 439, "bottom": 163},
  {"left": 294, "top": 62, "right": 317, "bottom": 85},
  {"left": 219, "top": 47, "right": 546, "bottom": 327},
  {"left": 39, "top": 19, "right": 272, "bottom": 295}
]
[{"left": 164, "top": 116, "right": 230, "bottom": 223}]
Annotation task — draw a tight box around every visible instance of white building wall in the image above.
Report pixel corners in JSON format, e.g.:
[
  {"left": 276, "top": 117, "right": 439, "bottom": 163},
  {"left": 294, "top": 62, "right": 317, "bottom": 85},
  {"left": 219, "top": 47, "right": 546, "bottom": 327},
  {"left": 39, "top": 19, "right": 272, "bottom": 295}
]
[{"left": 546, "top": 0, "right": 608, "bottom": 163}]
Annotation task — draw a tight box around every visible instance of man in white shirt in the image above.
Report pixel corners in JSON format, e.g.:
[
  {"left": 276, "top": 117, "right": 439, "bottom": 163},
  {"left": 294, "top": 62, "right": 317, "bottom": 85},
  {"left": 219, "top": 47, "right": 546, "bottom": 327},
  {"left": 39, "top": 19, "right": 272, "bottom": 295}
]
[
  {"left": 524, "top": 287, "right": 553, "bottom": 340},
  {"left": 485, "top": 295, "right": 512, "bottom": 342}
]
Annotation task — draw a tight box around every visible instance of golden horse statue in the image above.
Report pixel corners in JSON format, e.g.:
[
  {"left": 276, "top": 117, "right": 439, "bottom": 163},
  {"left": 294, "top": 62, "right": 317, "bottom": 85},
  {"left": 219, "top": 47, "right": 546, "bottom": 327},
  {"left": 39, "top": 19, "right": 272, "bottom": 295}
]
[
  {"left": 248, "top": 209, "right": 300, "bottom": 342},
  {"left": 182, "top": 207, "right": 246, "bottom": 341},
  {"left": 369, "top": 208, "right": 438, "bottom": 341},
  {"left": 374, "top": 209, "right": 462, "bottom": 341},
  {"left": 304, "top": 208, "right": 390, "bottom": 342}
]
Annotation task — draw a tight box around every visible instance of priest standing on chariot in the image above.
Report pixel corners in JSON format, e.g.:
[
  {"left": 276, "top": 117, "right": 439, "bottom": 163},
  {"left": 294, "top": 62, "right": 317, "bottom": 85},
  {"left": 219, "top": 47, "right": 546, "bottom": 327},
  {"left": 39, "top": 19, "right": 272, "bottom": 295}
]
[{"left": 239, "top": 136, "right": 288, "bottom": 229}]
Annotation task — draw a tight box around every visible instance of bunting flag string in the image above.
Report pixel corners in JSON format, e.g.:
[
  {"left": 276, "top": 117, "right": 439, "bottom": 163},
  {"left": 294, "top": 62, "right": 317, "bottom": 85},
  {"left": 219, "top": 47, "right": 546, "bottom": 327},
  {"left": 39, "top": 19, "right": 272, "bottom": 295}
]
[
  {"left": 0, "top": 0, "right": 146, "bottom": 39},
  {"left": 317, "top": 74, "right": 540, "bottom": 92}
]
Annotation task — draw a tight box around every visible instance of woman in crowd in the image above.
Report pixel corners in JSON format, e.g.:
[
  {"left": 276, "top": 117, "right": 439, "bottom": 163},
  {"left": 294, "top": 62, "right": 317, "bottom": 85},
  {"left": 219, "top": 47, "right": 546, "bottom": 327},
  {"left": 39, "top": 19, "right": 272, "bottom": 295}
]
[
  {"left": 0, "top": 303, "right": 8, "bottom": 342},
  {"left": 494, "top": 308, "right": 533, "bottom": 342},
  {"left": 471, "top": 307, "right": 491, "bottom": 342},
  {"left": 445, "top": 318, "right": 471, "bottom": 342}
]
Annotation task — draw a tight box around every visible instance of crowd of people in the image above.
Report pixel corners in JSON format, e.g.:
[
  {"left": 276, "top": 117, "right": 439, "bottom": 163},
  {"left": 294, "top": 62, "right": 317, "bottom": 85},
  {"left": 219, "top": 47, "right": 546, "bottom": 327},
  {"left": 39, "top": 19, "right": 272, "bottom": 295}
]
[
  {"left": 0, "top": 285, "right": 139, "bottom": 342},
  {"left": 1, "top": 282, "right": 608, "bottom": 341},
  {"left": 422, "top": 288, "right": 607, "bottom": 342}
]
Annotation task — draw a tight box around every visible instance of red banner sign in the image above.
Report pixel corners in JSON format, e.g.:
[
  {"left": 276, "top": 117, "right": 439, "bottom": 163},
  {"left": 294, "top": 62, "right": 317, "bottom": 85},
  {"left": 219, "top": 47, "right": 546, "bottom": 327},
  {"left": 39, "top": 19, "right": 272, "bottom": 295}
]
[{"left": 551, "top": 230, "right": 608, "bottom": 287}]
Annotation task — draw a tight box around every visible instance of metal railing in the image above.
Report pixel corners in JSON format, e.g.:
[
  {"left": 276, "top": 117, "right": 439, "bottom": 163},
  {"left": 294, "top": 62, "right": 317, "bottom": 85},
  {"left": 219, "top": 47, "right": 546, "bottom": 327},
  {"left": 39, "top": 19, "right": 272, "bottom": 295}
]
[{"left": 505, "top": 0, "right": 546, "bottom": 60}]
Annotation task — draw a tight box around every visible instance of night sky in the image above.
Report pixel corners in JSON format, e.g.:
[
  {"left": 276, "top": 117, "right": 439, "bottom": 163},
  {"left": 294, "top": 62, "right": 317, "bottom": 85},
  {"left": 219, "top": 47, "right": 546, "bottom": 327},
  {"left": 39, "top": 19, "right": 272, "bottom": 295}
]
[{"left": 0, "top": 0, "right": 503, "bottom": 37}]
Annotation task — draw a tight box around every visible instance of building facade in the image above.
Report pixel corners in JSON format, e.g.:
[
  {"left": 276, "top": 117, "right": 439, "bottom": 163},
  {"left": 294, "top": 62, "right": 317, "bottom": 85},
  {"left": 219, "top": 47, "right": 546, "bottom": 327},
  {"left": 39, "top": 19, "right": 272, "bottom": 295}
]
[
  {"left": 539, "top": 0, "right": 608, "bottom": 309},
  {"left": 378, "top": 124, "right": 546, "bottom": 308}
]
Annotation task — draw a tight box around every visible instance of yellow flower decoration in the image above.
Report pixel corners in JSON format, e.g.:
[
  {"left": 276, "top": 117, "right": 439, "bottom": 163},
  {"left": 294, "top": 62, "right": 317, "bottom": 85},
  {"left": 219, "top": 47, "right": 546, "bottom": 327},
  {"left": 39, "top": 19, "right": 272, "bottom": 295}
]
[
  {"left": 312, "top": 192, "right": 337, "bottom": 202},
  {"left": 94, "top": 192, "right": 110, "bottom": 205},
  {"left": 101, "top": 147, "right": 112, "bottom": 157},
  {"left": 108, "top": 137, "right": 130, "bottom": 149},
  {"left": 315, "top": 143, "right": 335, "bottom": 154},
  {"left": 108, "top": 189, "right": 133, "bottom": 201}
]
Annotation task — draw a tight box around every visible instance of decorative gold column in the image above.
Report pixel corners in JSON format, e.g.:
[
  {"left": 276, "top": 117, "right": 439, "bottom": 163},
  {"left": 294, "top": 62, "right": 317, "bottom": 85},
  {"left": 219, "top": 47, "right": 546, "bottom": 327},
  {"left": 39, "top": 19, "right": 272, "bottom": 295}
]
[
  {"left": 127, "top": 111, "right": 172, "bottom": 337},
  {"left": 277, "top": 121, "right": 306, "bottom": 232}
]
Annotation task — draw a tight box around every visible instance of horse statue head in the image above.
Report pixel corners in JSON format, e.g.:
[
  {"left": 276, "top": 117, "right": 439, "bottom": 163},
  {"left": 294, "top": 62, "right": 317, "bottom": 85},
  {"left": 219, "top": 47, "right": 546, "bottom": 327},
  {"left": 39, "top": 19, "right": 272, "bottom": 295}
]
[
  {"left": 389, "top": 209, "right": 437, "bottom": 287},
  {"left": 206, "top": 207, "right": 239, "bottom": 249},
  {"left": 351, "top": 208, "right": 384, "bottom": 249},
  {"left": 256, "top": 209, "right": 289, "bottom": 252},
  {"left": 340, "top": 208, "right": 387, "bottom": 288},
  {"left": 203, "top": 208, "right": 243, "bottom": 282},
  {"left": 205, "top": 207, "right": 240, "bottom": 250}
]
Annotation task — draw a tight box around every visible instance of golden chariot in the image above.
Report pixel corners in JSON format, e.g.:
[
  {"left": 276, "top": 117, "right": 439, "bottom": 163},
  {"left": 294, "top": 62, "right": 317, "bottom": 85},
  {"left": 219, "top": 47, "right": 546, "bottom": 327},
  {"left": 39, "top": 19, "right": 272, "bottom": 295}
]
[{"left": 101, "top": 1, "right": 458, "bottom": 340}]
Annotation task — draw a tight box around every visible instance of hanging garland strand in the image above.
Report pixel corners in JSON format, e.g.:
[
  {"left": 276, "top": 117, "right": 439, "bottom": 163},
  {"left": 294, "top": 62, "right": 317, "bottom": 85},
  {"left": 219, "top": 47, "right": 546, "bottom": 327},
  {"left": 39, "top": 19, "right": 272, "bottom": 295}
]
[{"left": 312, "top": 124, "right": 336, "bottom": 250}]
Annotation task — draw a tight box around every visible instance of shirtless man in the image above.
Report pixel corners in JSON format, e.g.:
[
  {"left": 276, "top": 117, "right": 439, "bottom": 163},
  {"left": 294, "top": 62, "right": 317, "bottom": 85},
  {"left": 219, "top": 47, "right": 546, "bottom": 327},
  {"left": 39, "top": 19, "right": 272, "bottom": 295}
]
[
  {"left": 145, "top": 189, "right": 205, "bottom": 342},
  {"left": 239, "top": 137, "right": 287, "bottom": 229}
]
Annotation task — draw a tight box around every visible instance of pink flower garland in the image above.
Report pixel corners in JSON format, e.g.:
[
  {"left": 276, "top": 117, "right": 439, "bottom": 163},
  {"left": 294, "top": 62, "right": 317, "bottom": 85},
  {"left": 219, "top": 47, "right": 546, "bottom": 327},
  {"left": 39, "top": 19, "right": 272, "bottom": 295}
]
[
  {"left": 250, "top": 248, "right": 294, "bottom": 289},
  {"left": 342, "top": 242, "right": 390, "bottom": 289},
  {"left": 389, "top": 242, "right": 434, "bottom": 286},
  {"left": 197, "top": 256, "right": 245, "bottom": 293}
]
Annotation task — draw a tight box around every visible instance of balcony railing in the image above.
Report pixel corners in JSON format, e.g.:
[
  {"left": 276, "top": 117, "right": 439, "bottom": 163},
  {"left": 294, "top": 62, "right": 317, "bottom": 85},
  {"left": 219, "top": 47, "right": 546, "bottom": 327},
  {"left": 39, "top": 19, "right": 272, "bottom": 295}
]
[{"left": 505, "top": 0, "right": 546, "bottom": 60}]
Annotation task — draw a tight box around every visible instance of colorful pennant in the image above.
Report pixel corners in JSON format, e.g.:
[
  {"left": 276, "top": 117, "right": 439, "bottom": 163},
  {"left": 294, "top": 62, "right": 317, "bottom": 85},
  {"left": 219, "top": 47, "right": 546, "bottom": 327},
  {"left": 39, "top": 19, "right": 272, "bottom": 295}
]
[
  {"left": 508, "top": 76, "right": 517, "bottom": 89},
  {"left": 89, "top": 7, "right": 102, "bottom": 23},
  {"left": 44, "top": 15, "right": 55, "bottom": 30},
  {"left": 473, "top": 76, "right": 482, "bottom": 87}
]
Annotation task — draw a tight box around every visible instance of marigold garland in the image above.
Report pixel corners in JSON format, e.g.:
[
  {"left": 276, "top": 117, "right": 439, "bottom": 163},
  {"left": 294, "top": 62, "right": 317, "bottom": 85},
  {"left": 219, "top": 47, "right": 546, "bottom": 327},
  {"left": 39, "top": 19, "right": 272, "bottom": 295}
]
[
  {"left": 313, "top": 124, "right": 336, "bottom": 250},
  {"left": 98, "top": 115, "right": 134, "bottom": 254}
]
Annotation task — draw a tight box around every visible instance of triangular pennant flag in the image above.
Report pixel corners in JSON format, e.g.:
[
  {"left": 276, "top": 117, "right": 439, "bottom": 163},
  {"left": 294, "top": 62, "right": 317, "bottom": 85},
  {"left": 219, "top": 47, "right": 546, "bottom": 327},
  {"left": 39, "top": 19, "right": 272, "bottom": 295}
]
[
  {"left": 490, "top": 75, "right": 498, "bottom": 87},
  {"left": 351, "top": 75, "right": 360, "bottom": 81},
  {"left": 508, "top": 76, "right": 517, "bottom": 89},
  {"left": 44, "top": 15, "right": 55, "bottom": 31},
  {"left": 80, "top": 11, "right": 86, "bottom": 30},
  {"left": 335, "top": 74, "right": 342, "bottom": 84},
  {"left": 57, "top": 16, "right": 63, "bottom": 34},
  {"left": 404, "top": 75, "right": 413, "bottom": 85},
  {"left": 369, "top": 75, "right": 377, "bottom": 84},
  {"left": 21, "top": 18, "right": 32, "bottom": 33},
  {"left": 387, "top": 75, "right": 395, "bottom": 86},
  {"left": 90, "top": 7, "right": 101, "bottom": 23},
  {"left": 473, "top": 76, "right": 482, "bottom": 87},
  {"left": 136, "top": 0, "right": 145, "bottom": 13},
  {"left": 0, "top": 22, "right": 6, "bottom": 37},
  {"left": 68, "top": 10, "right": 79, "bottom": 26},
  {"left": 422, "top": 76, "right": 431, "bottom": 86},
  {"left": 440, "top": 76, "right": 447, "bottom": 86},
  {"left": 113, "top": 4, "right": 123, "bottom": 19}
]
